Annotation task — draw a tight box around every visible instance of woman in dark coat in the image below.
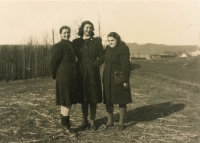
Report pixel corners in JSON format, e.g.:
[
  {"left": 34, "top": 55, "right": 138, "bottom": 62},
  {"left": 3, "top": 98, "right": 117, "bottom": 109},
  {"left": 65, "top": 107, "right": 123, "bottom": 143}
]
[
  {"left": 103, "top": 32, "right": 132, "bottom": 130},
  {"left": 73, "top": 21, "right": 104, "bottom": 130},
  {"left": 50, "top": 26, "right": 76, "bottom": 135}
]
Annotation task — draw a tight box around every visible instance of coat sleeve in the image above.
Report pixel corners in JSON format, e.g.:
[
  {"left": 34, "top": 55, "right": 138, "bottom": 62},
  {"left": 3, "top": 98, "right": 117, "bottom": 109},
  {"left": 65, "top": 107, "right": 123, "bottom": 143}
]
[
  {"left": 72, "top": 39, "right": 77, "bottom": 56},
  {"left": 72, "top": 38, "right": 82, "bottom": 64},
  {"left": 92, "top": 38, "right": 105, "bottom": 67},
  {"left": 50, "top": 44, "right": 62, "bottom": 79},
  {"left": 119, "top": 45, "right": 130, "bottom": 83}
]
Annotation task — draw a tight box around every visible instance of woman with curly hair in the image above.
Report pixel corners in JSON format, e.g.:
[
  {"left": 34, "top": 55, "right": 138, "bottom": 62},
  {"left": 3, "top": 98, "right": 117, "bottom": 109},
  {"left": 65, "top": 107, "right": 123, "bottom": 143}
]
[{"left": 73, "top": 21, "right": 104, "bottom": 130}]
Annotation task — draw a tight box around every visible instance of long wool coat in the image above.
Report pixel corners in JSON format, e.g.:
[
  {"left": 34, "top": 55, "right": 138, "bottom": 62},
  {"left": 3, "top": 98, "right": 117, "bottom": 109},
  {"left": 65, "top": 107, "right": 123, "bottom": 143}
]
[
  {"left": 103, "top": 43, "right": 132, "bottom": 104},
  {"left": 50, "top": 39, "right": 76, "bottom": 105},
  {"left": 73, "top": 37, "right": 104, "bottom": 103}
]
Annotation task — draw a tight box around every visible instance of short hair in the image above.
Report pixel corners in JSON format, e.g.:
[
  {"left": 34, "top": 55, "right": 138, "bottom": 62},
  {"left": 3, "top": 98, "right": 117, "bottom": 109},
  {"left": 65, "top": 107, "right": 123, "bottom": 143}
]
[
  {"left": 59, "top": 26, "right": 71, "bottom": 34},
  {"left": 107, "top": 32, "right": 122, "bottom": 46},
  {"left": 78, "top": 21, "right": 95, "bottom": 37}
]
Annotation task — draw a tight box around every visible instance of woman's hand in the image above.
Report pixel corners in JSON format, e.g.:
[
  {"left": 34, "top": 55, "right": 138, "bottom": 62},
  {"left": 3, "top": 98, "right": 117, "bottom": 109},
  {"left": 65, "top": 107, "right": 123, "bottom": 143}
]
[{"left": 123, "top": 83, "right": 129, "bottom": 89}]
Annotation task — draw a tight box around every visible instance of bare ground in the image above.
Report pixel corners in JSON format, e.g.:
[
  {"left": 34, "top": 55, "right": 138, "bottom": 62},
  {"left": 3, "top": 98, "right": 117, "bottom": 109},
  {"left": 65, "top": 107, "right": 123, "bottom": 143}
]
[{"left": 0, "top": 63, "right": 200, "bottom": 142}]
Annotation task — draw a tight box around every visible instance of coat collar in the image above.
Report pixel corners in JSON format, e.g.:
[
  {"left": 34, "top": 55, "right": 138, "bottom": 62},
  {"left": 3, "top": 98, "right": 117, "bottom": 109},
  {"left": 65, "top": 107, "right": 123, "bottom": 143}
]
[
  {"left": 81, "top": 36, "right": 94, "bottom": 41},
  {"left": 83, "top": 35, "right": 91, "bottom": 40},
  {"left": 60, "top": 39, "right": 76, "bottom": 60},
  {"left": 106, "top": 45, "right": 117, "bottom": 61}
]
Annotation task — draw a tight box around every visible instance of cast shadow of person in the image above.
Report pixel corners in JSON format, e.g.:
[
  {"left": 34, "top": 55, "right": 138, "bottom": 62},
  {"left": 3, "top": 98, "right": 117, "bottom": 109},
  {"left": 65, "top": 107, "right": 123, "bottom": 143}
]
[{"left": 95, "top": 102, "right": 185, "bottom": 128}]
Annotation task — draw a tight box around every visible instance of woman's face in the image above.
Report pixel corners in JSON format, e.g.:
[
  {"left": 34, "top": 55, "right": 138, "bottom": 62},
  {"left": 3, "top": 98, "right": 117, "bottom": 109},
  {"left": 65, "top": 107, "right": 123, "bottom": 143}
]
[
  {"left": 61, "top": 29, "right": 70, "bottom": 40},
  {"left": 83, "top": 24, "right": 93, "bottom": 37},
  {"left": 107, "top": 36, "right": 117, "bottom": 48}
]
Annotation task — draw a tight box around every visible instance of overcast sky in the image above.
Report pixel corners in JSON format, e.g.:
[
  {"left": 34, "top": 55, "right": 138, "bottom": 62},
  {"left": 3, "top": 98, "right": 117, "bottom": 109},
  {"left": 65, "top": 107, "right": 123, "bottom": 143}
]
[{"left": 0, "top": 0, "right": 200, "bottom": 45}]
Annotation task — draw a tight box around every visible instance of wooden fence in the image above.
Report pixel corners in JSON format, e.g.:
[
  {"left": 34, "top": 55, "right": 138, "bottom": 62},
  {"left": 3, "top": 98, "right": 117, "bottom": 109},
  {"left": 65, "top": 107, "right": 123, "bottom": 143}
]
[{"left": 0, "top": 45, "right": 52, "bottom": 81}]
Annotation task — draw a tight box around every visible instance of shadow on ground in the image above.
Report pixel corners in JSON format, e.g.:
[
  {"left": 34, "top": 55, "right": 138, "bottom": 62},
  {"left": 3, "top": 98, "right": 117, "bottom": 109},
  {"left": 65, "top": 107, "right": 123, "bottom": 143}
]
[
  {"left": 95, "top": 102, "right": 185, "bottom": 128},
  {"left": 130, "top": 64, "right": 141, "bottom": 71}
]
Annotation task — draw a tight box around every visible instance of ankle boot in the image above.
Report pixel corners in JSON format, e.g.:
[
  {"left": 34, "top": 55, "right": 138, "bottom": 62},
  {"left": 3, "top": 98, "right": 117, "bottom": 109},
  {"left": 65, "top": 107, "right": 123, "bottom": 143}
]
[
  {"left": 62, "top": 116, "right": 70, "bottom": 127},
  {"left": 63, "top": 116, "right": 77, "bottom": 136}
]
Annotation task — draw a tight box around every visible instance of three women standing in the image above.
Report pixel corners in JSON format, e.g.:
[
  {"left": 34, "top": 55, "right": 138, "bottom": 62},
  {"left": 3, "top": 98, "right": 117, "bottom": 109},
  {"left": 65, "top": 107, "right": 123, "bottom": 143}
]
[{"left": 51, "top": 24, "right": 132, "bottom": 133}]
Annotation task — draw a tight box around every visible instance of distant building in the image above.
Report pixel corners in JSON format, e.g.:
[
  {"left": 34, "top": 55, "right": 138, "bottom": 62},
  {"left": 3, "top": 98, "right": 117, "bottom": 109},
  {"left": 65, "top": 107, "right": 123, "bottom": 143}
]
[
  {"left": 150, "top": 53, "right": 178, "bottom": 59},
  {"left": 130, "top": 53, "right": 150, "bottom": 59},
  {"left": 189, "top": 49, "right": 200, "bottom": 56},
  {"left": 181, "top": 53, "right": 187, "bottom": 58}
]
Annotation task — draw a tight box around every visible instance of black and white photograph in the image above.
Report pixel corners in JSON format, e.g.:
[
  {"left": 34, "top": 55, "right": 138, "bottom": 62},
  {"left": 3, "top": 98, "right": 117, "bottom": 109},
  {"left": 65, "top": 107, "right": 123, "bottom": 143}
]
[{"left": 0, "top": 0, "right": 200, "bottom": 142}]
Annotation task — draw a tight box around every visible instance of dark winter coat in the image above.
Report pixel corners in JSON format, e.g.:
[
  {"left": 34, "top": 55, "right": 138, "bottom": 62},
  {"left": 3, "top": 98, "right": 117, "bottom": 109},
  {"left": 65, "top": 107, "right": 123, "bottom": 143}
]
[
  {"left": 73, "top": 37, "right": 104, "bottom": 103},
  {"left": 50, "top": 39, "right": 76, "bottom": 105},
  {"left": 103, "top": 43, "right": 132, "bottom": 104}
]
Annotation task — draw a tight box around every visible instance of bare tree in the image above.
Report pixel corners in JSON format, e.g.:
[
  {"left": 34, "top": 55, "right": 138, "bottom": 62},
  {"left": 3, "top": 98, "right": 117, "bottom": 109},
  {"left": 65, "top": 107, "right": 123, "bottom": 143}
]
[
  {"left": 25, "top": 35, "right": 39, "bottom": 46},
  {"left": 41, "top": 30, "right": 51, "bottom": 45},
  {"left": 51, "top": 28, "right": 60, "bottom": 44},
  {"left": 26, "top": 35, "right": 34, "bottom": 45},
  {"left": 71, "top": 18, "right": 82, "bottom": 39},
  {"left": 97, "top": 12, "right": 105, "bottom": 38}
]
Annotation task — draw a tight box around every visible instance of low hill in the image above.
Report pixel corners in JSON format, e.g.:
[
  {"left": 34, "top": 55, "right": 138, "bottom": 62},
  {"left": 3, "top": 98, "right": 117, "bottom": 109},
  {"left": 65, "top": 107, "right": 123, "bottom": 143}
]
[{"left": 127, "top": 43, "right": 198, "bottom": 55}]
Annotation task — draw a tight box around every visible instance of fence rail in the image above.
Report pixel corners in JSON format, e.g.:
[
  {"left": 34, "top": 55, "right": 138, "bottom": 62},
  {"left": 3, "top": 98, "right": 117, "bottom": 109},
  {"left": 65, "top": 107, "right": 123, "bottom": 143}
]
[{"left": 0, "top": 45, "right": 52, "bottom": 81}]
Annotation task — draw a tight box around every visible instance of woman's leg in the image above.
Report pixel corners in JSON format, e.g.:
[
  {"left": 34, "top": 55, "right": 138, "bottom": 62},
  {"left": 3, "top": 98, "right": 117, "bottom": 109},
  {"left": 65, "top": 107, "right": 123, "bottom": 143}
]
[
  {"left": 81, "top": 103, "right": 89, "bottom": 125},
  {"left": 106, "top": 104, "right": 114, "bottom": 125},
  {"left": 60, "top": 106, "right": 64, "bottom": 124},
  {"left": 62, "top": 105, "right": 72, "bottom": 127},
  {"left": 62, "top": 105, "right": 76, "bottom": 135},
  {"left": 118, "top": 104, "right": 126, "bottom": 126},
  {"left": 78, "top": 103, "right": 90, "bottom": 131},
  {"left": 61, "top": 106, "right": 63, "bottom": 115},
  {"left": 90, "top": 103, "right": 97, "bottom": 126}
]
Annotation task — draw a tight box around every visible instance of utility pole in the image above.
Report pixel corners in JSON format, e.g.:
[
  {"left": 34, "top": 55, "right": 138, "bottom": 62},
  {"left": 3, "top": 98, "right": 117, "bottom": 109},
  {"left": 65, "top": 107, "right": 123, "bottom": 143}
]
[{"left": 98, "top": 12, "right": 101, "bottom": 38}]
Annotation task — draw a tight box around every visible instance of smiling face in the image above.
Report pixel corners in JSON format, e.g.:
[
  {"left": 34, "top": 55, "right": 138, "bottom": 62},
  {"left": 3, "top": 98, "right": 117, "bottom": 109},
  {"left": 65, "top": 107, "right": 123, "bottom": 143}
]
[
  {"left": 107, "top": 36, "right": 117, "bottom": 48},
  {"left": 83, "top": 24, "right": 93, "bottom": 37},
  {"left": 61, "top": 28, "right": 70, "bottom": 40}
]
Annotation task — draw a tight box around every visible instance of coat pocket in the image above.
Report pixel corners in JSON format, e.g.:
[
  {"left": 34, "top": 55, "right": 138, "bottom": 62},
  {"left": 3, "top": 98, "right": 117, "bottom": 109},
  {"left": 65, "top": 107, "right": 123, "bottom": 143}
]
[{"left": 115, "top": 71, "right": 122, "bottom": 85}]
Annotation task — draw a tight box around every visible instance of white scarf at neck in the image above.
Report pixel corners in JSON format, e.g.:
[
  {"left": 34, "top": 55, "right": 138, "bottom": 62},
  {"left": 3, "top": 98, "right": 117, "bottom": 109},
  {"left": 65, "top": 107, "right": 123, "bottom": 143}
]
[{"left": 83, "top": 35, "right": 91, "bottom": 40}]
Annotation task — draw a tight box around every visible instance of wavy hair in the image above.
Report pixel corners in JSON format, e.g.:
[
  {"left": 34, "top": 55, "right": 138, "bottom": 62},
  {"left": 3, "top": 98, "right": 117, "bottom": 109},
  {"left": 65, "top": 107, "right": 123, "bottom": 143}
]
[
  {"left": 78, "top": 21, "right": 94, "bottom": 37},
  {"left": 107, "top": 32, "right": 124, "bottom": 46}
]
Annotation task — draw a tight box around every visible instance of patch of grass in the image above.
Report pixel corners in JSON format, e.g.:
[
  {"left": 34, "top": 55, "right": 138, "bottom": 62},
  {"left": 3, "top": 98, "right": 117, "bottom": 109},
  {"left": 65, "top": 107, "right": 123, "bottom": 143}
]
[{"left": 131, "top": 56, "right": 200, "bottom": 84}]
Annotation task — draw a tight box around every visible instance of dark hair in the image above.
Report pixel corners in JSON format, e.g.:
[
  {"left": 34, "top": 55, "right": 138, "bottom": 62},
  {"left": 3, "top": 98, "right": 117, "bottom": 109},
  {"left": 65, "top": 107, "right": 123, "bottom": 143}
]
[
  {"left": 107, "top": 32, "right": 122, "bottom": 46},
  {"left": 59, "top": 26, "right": 71, "bottom": 34},
  {"left": 78, "top": 21, "right": 94, "bottom": 37}
]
